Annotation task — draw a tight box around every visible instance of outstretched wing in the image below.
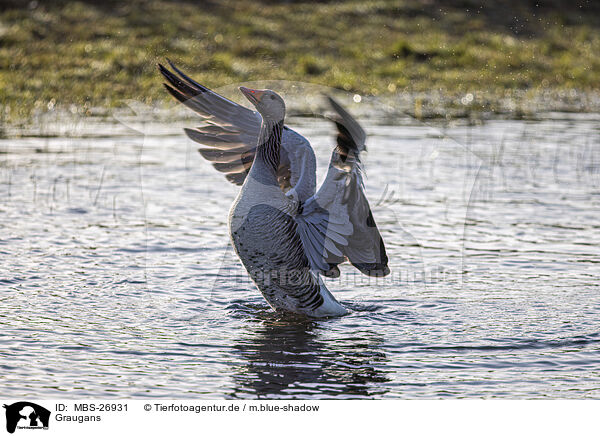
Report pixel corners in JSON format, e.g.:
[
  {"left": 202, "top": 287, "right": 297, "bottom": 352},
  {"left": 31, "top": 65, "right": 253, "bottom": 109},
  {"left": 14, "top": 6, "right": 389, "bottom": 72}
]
[
  {"left": 295, "top": 96, "right": 389, "bottom": 277},
  {"left": 158, "top": 60, "right": 261, "bottom": 185},
  {"left": 159, "top": 61, "right": 317, "bottom": 196}
]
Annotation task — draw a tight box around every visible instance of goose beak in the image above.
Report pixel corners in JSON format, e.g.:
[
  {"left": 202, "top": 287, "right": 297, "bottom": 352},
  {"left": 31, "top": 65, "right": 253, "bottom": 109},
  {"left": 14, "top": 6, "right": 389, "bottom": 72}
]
[{"left": 239, "top": 86, "right": 265, "bottom": 105}]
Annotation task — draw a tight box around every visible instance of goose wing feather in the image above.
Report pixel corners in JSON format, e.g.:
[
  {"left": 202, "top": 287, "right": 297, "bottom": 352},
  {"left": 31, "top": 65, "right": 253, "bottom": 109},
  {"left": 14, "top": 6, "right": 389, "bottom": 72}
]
[
  {"left": 159, "top": 61, "right": 316, "bottom": 200},
  {"left": 295, "top": 96, "right": 389, "bottom": 277}
]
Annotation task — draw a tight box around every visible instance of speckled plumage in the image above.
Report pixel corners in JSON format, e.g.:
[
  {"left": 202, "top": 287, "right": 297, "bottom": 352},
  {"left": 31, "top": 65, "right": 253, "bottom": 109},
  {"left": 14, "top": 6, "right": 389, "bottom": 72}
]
[
  {"left": 229, "top": 120, "right": 347, "bottom": 317},
  {"left": 230, "top": 203, "right": 324, "bottom": 313}
]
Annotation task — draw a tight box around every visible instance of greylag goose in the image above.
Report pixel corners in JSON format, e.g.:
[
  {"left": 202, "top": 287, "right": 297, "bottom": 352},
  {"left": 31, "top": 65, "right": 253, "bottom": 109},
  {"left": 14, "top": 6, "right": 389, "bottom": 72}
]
[{"left": 159, "top": 61, "right": 389, "bottom": 317}]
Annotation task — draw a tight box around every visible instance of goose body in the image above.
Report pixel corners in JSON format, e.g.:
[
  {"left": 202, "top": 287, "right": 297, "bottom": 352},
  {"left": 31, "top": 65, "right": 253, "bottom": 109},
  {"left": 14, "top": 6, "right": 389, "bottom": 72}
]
[
  {"left": 229, "top": 123, "right": 347, "bottom": 317},
  {"left": 159, "top": 62, "right": 389, "bottom": 317}
]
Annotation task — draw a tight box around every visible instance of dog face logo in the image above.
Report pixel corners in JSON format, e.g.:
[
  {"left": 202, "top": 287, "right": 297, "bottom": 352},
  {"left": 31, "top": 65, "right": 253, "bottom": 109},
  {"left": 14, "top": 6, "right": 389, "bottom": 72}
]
[{"left": 3, "top": 402, "right": 50, "bottom": 434}]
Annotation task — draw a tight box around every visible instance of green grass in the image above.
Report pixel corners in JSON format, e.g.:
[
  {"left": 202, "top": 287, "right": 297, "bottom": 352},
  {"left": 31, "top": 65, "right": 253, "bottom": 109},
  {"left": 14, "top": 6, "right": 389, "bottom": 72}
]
[{"left": 1, "top": 0, "right": 599, "bottom": 124}]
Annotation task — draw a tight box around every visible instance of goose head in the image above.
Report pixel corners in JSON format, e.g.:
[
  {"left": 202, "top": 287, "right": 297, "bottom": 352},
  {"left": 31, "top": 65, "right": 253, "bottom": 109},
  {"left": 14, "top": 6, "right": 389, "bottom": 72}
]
[{"left": 239, "top": 86, "right": 286, "bottom": 122}]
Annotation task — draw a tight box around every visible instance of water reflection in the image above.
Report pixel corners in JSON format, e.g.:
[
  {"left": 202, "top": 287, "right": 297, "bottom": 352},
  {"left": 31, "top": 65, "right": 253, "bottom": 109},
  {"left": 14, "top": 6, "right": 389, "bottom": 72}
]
[{"left": 229, "top": 319, "right": 390, "bottom": 399}]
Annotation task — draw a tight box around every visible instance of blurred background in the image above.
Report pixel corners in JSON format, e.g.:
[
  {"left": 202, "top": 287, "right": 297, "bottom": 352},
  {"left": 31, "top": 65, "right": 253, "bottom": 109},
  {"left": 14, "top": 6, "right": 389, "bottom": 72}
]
[
  {"left": 2, "top": 0, "right": 600, "bottom": 400},
  {"left": 0, "top": 0, "right": 599, "bottom": 126}
]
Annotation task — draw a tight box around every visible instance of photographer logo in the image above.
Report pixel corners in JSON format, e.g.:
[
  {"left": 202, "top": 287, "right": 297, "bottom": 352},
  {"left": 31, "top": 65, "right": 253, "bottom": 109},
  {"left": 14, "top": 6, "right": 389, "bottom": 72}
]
[{"left": 3, "top": 402, "right": 50, "bottom": 434}]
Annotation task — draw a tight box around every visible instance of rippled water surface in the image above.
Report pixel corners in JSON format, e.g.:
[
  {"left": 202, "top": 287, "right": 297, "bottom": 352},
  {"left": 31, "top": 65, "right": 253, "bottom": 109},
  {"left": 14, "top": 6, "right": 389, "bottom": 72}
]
[{"left": 1, "top": 111, "right": 599, "bottom": 399}]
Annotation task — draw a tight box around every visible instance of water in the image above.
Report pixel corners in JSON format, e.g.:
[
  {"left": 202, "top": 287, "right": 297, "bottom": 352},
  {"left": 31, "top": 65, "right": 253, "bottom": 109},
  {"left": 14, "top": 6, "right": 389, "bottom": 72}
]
[{"left": 1, "top": 111, "right": 599, "bottom": 399}]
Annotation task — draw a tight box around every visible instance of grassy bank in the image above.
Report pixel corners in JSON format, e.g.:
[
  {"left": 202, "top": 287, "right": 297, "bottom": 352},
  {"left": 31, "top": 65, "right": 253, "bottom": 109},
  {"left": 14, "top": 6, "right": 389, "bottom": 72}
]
[{"left": 1, "top": 0, "right": 600, "bottom": 124}]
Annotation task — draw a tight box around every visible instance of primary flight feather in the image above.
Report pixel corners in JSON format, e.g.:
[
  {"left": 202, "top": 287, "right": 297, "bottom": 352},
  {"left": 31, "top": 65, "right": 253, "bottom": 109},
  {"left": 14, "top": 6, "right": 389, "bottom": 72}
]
[{"left": 159, "top": 61, "right": 389, "bottom": 317}]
